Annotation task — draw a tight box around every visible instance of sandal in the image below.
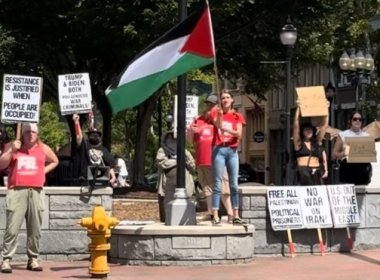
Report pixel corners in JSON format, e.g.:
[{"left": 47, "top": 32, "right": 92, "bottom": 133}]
[
  {"left": 232, "top": 217, "right": 247, "bottom": 225},
  {"left": 227, "top": 215, "right": 234, "bottom": 224}
]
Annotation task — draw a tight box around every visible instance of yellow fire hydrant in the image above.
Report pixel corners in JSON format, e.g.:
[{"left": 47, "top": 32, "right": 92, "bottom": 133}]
[{"left": 80, "top": 205, "right": 119, "bottom": 278}]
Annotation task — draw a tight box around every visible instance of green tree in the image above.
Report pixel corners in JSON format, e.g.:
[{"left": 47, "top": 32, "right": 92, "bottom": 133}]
[
  {"left": 1, "top": 0, "right": 379, "bottom": 188},
  {"left": 39, "top": 102, "right": 69, "bottom": 151}
]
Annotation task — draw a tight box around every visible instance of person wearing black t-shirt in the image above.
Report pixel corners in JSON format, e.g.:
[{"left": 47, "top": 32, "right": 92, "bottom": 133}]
[{"left": 72, "top": 114, "right": 116, "bottom": 186}]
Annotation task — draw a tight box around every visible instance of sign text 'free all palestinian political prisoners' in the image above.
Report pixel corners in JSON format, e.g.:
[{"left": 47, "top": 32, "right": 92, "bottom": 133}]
[
  {"left": 267, "top": 187, "right": 303, "bottom": 231},
  {"left": 58, "top": 73, "right": 92, "bottom": 115},
  {"left": 327, "top": 184, "right": 360, "bottom": 227},
  {"left": 1, "top": 74, "right": 42, "bottom": 123},
  {"left": 267, "top": 185, "right": 361, "bottom": 231}
]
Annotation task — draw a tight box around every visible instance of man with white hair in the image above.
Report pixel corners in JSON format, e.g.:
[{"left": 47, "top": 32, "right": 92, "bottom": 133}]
[{"left": 0, "top": 123, "right": 58, "bottom": 273}]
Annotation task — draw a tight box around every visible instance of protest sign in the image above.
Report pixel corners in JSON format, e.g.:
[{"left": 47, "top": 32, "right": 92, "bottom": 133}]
[
  {"left": 369, "top": 142, "right": 380, "bottom": 187},
  {"left": 173, "top": 95, "right": 199, "bottom": 138},
  {"left": 298, "top": 185, "right": 333, "bottom": 228},
  {"left": 1, "top": 74, "right": 42, "bottom": 123},
  {"left": 267, "top": 187, "right": 303, "bottom": 231},
  {"left": 58, "top": 73, "right": 92, "bottom": 115},
  {"left": 327, "top": 184, "right": 360, "bottom": 228},
  {"left": 345, "top": 136, "right": 376, "bottom": 163},
  {"left": 296, "top": 86, "right": 328, "bottom": 117}
]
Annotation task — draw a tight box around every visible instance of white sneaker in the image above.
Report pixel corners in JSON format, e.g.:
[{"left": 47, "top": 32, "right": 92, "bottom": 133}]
[
  {"left": 1, "top": 259, "right": 12, "bottom": 273},
  {"left": 27, "top": 258, "right": 43, "bottom": 271}
]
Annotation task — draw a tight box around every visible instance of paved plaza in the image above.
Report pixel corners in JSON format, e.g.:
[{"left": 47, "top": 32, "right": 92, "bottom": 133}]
[{"left": 3, "top": 249, "right": 380, "bottom": 280}]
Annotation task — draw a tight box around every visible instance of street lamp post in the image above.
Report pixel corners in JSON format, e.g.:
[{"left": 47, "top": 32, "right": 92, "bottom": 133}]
[
  {"left": 339, "top": 49, "right": 374, "bottom": 111},
  {"left": 280, "top": 20, "right": 297, "bottom": 185}
]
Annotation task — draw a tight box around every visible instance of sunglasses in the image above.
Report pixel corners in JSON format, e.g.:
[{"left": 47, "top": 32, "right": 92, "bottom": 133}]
[{"left": 352, "top": 117, "right": 362, "bottom": 122}]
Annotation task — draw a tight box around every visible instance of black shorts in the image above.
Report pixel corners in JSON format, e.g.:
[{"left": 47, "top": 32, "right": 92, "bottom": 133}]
[{"left": 296, "top": 166, "right": 322, "bottom": 186}]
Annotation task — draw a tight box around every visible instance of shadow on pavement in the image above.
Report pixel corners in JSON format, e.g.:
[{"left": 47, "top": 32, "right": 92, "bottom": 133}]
[{"left": 347, "top": 252, "right": 380, "bottom": 266}]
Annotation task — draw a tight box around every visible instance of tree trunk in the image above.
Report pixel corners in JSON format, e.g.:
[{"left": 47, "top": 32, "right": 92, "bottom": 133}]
[{"left": 130, "top": 90, "right": 163, "bottom": 188}]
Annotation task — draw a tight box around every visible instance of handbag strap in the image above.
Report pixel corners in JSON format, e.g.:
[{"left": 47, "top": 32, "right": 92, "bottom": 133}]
[{"left": 306, "top": 142, "right": 312, "bottom": 167}]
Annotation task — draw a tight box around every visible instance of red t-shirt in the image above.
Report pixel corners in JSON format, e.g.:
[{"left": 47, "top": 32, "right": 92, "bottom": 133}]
[
  {"left": 210, "top": 110, "right": 246, "bottom": 148},
  {"left": 8, "top": 144, "right": 46, "bottom": 188},
  {"left": 190, "top": 116, "right": 214, "bottom": 166}
]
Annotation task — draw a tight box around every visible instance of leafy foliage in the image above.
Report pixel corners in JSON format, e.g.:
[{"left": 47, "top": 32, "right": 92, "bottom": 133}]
[{"left": 39, "top": 102, "right": 70, "bottom": 151}]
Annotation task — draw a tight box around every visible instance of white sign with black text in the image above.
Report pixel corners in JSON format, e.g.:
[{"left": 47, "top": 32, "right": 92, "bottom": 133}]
[
  {"left": 1, "top": 74, "right": 42, "bottom": 123},
  {"left": 298, "top": 185, "right": 333, "bottom": 228},
  {"left": 173, "top": 95, "right": 199, "bottom": 138},
  {"left": 327, "top": 184, "right": 360, "bottom": 228},
  {"left": 58, "top": 73, "right": 92, "bottom": 115},
  {"left": 267, "top": 187, "right": 303, "bottom": 231}
]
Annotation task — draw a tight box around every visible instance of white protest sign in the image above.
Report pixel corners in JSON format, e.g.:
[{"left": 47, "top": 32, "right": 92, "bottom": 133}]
[
  {"left": 299, "top": 185, "right": 333, "bottom": 228},
  {"left": 369, "top": 142, "right": 380, "bottom": 187},
  {"left": 58, "top": 73, "right": 92, "bottom": 115},
  {"left": 267, "top": 187, "right": 303, "bottom": 231},
  {"left": 327, "top": 184, "right": 360, "bottom": 228},
  {"left": 1, "top": 74, "right": 42, "bottom": 123},
  {"left": 173, "top": 95, "right": 199, "bottom": 138}
]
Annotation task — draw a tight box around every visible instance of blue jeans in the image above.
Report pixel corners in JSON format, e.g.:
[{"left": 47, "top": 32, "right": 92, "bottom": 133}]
[{"left": 212, "top": 146, "right": 239, "bottom": 210}]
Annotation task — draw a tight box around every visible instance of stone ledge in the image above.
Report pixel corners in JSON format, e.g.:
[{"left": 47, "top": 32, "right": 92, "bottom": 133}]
[
  {"left": 110, "top": 221, "right": 255, "bottom": 266},
  {"left": 0, "top": 186, "right": 113, "bottom": 195},
  {"left": 112, "top": 221, "right": 254, "bottom": 235}
]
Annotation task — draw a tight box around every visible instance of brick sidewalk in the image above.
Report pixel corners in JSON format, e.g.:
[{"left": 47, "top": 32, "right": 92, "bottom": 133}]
[{"left": 3, "top": 249, "right": 380, "bottom": 280}]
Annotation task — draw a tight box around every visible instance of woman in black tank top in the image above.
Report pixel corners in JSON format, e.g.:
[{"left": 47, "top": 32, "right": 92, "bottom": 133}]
[{"left": 293, "top": 101, "right": 329, "bottom": 185}]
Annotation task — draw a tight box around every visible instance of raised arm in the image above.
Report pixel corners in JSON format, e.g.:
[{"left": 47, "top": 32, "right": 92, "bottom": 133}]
[
  {"left": 186, "top": 119, "right": 197, "bottom": 144},
  {"left": 317, "top": 102, "right": 329, "bottom": 145},
  {"left": 321, "top": 150, "right": 328, "bottom": 179},
  {"left": 73, "top": 114, "right": 83, "bottom": 147},
  {"left": 293, "top": 102, "right": 301, "bottom": 151}
]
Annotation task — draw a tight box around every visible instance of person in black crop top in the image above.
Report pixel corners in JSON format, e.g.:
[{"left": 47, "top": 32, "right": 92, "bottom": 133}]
[{"left": 293, "top": 100, "right": 328, "bottom": 185}]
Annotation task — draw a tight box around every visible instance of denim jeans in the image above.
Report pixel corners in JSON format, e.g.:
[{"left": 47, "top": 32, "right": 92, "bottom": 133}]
[{"left": 211, "top": 146, "right": 239, "bottom": 210}]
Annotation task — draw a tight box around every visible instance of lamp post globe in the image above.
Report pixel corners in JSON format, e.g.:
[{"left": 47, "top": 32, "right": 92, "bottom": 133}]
[
  {"left": 364, "top": 53, "right": 375, "bottom": 71},
  {"left": 339, "top": 51, "right": 351, "bottom": 71},
  {"left": 280, "top": 22, "right": 297, "bottom": 46},
  {"left": 354, "top": 50, "right": 366, "bottom": 70}
]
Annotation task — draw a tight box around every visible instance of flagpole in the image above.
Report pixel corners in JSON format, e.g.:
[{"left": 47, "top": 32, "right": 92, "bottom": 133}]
[
  {"left": 165, "top": 0, "right": 197, "bottom": 226},
  {"left": 176, "top": 0, "right": 187, "bottom": 192},
  {"left": 213, "top": 60, "right": 221, "bottom": 106}
]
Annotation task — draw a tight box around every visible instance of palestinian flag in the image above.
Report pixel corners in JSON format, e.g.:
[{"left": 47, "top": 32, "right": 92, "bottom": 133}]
[{"left": 106, "top": 5, "right": 215, "bottom": 114}]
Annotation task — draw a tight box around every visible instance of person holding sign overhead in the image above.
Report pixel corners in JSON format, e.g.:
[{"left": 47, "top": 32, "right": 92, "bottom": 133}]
[
  {"left": 208, "top": 89, "right": 246, "bottom": 225},
  {"left": 333, "top": 111, "right": 372, "bottom": 185},
  {"left": 293, "top": 100, "right": 328, "bottom": 185},
  {"left": 0, "top": 123, "right": 58, "bottom": 273},
  {"left": 72, "top": 114, "right": 116, "bottom": 186}
]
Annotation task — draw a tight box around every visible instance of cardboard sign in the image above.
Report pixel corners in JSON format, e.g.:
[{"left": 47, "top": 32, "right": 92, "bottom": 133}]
[
  {"left": 345, "top": 136, "right": 376, "bottom": 163},
  {"left": 327, "top": 184, "right": 360, "bottom": 228},
  {"left": 298, "top": 185, "right": 333, "bottom": 228},
  {"left": 1, "top": 74, "right": 42, "bottom": 123},
  {"left": 267, "top": 187, "right": 303, "bottom": 231},
  {"left": 296, "top": 86, "right": 328, "bottom": 117},
  {"left": 58, "top": 73, "right": 92, "bottom": 115},
  {"left": 363, "top": 121, "right": 380, "bottom": 139}
]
